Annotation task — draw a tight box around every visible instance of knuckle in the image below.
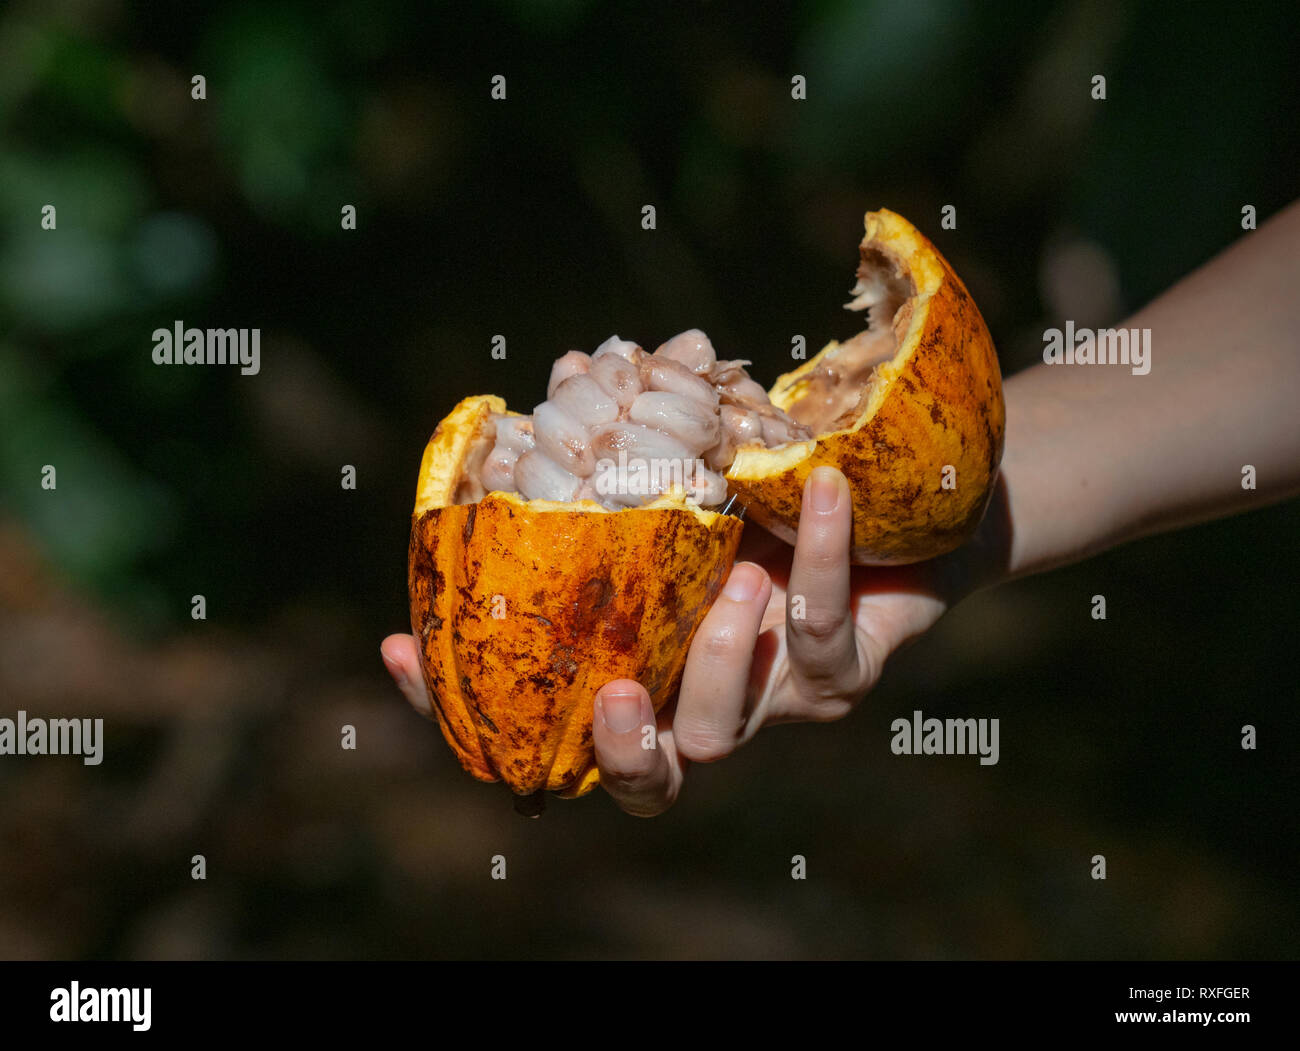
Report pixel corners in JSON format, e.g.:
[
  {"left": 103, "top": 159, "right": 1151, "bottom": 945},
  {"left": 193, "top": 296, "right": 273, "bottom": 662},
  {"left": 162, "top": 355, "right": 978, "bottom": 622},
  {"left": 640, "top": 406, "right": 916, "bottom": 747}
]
[
  {"left": 787, "top": 643, "right": 855, "bottom": 694},
  {"left": 789, "top": 609, "right": 844, "bottom": 642},
  {"left": 798, "top": 545, "right": 841, "bottom": 578},
  {"left": 601, "top": 765, "right": 674, "bottom": 816},
  {"left": 674, "top": 721, "right": 736, "bottom": 764},
  {"left": 600, "top": 753, "right": 655, "bottom": 784},
  {"left": 597, "top": 734, "right": 660, "bottom": 782},
  {"left": 795, "top": 554, "right": 837, "bottom": 580},
  {"left": 788, "top": 666, "right": 861, "bottom": 716},
  {"left": 801, "top": 517, "right": 848, "bottom": 554},
  {"left": 696, "top": 623, "right": 743, "bottom": 662}
]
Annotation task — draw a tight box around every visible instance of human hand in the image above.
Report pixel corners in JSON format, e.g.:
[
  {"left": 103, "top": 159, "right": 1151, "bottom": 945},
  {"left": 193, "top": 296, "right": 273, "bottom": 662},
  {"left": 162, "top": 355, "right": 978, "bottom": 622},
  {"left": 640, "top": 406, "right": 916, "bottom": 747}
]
[
  {"left": 382, "top": 466, "right": 1004, "bottom": 815},
  {"left": 583, "top": 465, "right": 993, "bottom": 814}
]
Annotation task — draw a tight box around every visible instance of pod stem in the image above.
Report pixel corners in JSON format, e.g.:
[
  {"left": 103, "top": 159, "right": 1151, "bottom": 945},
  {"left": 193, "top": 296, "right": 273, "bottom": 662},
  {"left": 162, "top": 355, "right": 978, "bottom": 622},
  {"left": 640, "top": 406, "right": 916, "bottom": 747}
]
[{"left": 514, "top": 789, "right": 546, "bottom": 818}]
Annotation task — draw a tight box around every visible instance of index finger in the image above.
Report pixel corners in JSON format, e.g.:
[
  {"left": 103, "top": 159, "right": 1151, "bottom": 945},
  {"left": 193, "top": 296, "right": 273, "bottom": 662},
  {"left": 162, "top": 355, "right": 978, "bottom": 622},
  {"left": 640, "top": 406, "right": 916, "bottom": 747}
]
[{"left": 782, "top": 466, "right": 861, "bottom": 714}]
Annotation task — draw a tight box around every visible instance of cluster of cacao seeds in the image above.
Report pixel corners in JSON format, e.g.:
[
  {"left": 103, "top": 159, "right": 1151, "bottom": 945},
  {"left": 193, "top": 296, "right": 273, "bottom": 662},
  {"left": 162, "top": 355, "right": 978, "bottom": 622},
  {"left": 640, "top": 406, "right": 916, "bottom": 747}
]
[{"left": 479, "top": 330, "right": 812, "bottom": 510}]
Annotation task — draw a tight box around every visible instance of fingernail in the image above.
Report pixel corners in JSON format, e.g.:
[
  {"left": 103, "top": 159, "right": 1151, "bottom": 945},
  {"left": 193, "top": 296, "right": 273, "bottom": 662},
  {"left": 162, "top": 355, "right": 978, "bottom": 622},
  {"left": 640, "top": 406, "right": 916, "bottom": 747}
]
[
  {"left": 809, "top": 467, "right": 842, "bottom": 513},
  {"left": 381, "top": 648, "right": 408, "bottom": 688},
  {"left": 598, "top": 689, "right": 644, "bottom": 734},
  {"left": 723, "top": 561, "right": 764, "bottom": 602}
]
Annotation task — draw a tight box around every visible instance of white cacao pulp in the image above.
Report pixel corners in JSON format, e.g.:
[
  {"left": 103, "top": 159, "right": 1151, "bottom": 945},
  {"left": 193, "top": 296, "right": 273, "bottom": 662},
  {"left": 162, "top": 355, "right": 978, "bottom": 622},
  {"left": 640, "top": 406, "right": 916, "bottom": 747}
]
[{"left": 475, "top": 330, "right": 812, "bottom": 509}]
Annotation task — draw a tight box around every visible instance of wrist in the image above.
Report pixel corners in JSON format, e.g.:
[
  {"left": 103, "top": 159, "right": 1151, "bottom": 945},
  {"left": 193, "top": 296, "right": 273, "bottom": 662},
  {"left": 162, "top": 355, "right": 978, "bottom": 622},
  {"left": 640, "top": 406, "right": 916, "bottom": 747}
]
[{"left": 929, "top": 469, "right": 1015, "bottom": 607}]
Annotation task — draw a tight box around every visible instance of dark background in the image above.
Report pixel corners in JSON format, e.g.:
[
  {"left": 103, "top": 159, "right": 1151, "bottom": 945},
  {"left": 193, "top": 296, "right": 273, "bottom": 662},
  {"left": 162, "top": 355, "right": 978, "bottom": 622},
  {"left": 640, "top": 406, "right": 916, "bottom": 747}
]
[{"left": 0, "top": 0, "right": 1296, "bottom": 958}]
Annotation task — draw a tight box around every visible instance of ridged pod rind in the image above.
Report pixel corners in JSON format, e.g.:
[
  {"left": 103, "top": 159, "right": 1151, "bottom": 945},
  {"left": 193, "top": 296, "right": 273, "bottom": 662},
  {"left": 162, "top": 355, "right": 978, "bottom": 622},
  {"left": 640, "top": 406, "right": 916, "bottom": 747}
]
[
  {"left": 726, "top": 209, "right": 1005, "bottom": 564},
  {"left": 408, "top": 395, "right": 743, "bottom": 797}
]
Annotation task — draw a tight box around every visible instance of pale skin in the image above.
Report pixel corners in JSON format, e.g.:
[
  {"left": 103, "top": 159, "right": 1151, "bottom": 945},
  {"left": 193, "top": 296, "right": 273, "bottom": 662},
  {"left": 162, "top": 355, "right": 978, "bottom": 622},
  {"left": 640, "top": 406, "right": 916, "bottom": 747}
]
[{"left": 382, "top": 199, "right": 1300, "bottom": 816}]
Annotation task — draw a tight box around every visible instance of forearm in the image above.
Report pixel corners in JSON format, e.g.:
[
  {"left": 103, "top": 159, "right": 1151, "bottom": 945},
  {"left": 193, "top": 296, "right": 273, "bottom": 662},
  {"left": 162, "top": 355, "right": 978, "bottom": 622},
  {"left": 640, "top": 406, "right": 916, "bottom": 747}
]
[{"left": 988, "top": 199, "right": 1300, "bottom": 584}]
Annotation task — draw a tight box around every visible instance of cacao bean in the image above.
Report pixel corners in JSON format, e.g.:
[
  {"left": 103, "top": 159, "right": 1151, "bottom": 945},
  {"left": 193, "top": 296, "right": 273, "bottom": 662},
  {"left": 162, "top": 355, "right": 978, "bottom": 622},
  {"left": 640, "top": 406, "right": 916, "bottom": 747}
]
[
  {"left": 547, "top": 350, "right": 592, "bottom": 400},
  {"left": 591, "top": 336, "right": 643, "bottom": 362},
  {"left": 590, "top": 421, "right": 693, "bottom": 465},
  {"left": 643, "top": 357, "right": 720, "bottom": 409},
  {"left": 533, "top": 401, "right": 596, "bottom": 477},
  {"left": 552, "top": 374, "right": 619, "bottom": 428},
  {"left": 515, "top": 449, "right": 583, "bottom": 502},
  {"left": 589, "top": 354, "right": 643, "bottom": 410},
  {"left": 652, "top": 328, "right": 716, "bottom": 373},
  {"left": 628, "top": 391, "right": 720, "bottom": 454}
]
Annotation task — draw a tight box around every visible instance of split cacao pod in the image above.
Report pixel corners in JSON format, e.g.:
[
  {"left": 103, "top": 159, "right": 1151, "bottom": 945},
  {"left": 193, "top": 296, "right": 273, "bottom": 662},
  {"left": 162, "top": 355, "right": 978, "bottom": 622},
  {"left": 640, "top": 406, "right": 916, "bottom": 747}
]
[{"left": 407, "top": 209, "right": 1003, "bottom": 799}]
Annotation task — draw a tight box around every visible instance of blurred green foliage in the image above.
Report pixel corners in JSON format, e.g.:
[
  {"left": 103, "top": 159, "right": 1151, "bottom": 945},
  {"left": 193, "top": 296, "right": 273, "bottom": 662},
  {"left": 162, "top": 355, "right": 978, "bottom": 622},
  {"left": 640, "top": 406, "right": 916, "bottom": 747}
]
[
  {"left": 0, "top": 0, "right": 1296, "bottom": 959},
  {"left": 3, "top": 0, "right": 1297, "bottom": 631}
]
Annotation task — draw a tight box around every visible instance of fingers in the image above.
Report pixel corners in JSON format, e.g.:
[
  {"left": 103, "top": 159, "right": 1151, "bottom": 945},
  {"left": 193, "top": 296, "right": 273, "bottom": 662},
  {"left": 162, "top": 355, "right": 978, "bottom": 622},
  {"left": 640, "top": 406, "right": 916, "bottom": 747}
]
[
  {"left": 594, "top": 559, "right": 773, "bottom": 815},
  {"left": 783, "top": 467, "right": 861, "bottom": 713},
  {"left": 592, "top": 680, "right": 684, "bottom": 817},
  {"left": 380, "top": 634, "right": 436, "bottom": 720},
  {"left": 672, "top": 561, "right": 773, "bottom": 762},
  {"left": 387, "top": 633, "right": 686, "bottom": 816},
  {"left": 390, "top": 556, "right": 775, "bottom": 816}
]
